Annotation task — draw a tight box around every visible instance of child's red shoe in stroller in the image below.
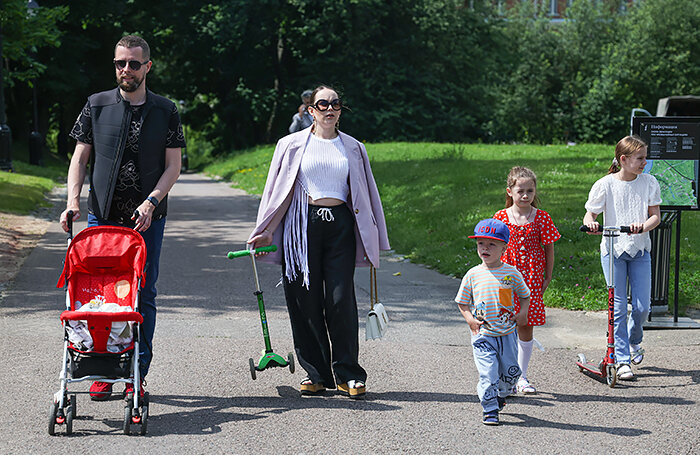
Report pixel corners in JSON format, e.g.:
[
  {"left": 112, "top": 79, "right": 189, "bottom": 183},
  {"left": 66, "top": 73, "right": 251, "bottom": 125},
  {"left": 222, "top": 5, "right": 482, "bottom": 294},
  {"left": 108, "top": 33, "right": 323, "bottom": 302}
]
[{"left": 89, "top": 381, "right": 113, "bottom": 401}]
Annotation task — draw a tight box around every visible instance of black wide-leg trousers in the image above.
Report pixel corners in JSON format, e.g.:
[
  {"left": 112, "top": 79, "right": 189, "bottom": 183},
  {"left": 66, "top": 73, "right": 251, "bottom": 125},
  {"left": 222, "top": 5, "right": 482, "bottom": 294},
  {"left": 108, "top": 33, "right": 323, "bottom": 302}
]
[{"left": 283, "top": 203, "right": 366, "bottom": 388}]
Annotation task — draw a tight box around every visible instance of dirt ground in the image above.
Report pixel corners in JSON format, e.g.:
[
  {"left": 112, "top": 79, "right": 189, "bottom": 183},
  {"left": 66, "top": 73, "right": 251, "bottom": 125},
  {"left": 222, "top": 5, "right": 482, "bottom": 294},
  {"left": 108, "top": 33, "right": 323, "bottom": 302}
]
[{"left": 0, "top": 187, "right": 64, "bottom": 297}]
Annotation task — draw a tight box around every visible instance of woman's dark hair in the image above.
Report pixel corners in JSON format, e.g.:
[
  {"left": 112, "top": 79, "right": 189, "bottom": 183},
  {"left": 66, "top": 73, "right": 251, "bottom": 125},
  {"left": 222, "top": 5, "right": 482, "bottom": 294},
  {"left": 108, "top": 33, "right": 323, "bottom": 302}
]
[{"left": 310, "top": 84, "right": 339, "bottom": 104}]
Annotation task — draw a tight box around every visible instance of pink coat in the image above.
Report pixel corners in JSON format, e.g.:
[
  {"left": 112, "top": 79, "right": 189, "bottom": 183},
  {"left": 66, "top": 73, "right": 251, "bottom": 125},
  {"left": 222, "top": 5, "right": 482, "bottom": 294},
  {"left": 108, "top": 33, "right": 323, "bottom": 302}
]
[{"left": 248, "top": 127, "right": 390, "bottom": 267}]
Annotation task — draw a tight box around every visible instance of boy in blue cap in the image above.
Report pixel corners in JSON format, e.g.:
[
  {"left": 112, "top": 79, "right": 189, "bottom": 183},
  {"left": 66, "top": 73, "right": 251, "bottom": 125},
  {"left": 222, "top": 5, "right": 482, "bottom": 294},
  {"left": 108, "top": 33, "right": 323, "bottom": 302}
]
[{"left": 455, "top": 218, "right": 531, "bottom": 425}]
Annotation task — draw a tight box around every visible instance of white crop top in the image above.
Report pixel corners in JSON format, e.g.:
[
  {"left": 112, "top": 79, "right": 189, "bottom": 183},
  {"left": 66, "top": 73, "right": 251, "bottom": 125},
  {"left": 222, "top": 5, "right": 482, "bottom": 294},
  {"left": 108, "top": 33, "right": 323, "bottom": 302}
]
[{"left": 298, "top": 135, "right": 349, "bottom": 202}]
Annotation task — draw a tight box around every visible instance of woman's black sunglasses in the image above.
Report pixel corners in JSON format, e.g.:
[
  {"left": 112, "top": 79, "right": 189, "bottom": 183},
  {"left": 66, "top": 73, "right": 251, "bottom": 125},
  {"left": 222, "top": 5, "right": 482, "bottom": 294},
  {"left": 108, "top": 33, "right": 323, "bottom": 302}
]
[
  {"left": 313, "top": 99, "right": 342, "bottom": 112},
  {"left": 114, "top": 59, "right": 149, "bottom": 71}
]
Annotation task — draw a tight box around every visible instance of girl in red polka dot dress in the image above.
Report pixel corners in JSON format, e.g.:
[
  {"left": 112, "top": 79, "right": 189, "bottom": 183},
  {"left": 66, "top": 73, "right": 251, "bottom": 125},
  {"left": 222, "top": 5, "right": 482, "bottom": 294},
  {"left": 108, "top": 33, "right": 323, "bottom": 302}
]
[{"left": 493, "top": 166, "right": 560, "bottom": 394}]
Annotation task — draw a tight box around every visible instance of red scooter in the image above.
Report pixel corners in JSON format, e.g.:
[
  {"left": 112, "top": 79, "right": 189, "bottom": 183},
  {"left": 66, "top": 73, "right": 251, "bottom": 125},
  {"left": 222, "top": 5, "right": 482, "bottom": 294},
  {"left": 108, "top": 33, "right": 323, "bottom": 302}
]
[{"left": 576, "top": 225, "right": 631, "bottom": 388}]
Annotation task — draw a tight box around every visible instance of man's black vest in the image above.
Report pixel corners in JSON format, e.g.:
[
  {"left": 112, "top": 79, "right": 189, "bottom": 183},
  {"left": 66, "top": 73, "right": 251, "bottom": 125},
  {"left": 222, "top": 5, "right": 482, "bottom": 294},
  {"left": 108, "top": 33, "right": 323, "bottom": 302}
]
[{"left": 88, "top": 88, "right": 175, "bottom": 220}]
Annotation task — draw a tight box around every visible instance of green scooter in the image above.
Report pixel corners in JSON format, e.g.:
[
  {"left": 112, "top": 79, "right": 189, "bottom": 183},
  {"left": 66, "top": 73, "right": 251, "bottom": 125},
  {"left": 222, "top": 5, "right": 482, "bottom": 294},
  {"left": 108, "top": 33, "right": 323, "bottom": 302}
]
[{"left": 227, "top": 245, "right": 295, "bottom": 380}]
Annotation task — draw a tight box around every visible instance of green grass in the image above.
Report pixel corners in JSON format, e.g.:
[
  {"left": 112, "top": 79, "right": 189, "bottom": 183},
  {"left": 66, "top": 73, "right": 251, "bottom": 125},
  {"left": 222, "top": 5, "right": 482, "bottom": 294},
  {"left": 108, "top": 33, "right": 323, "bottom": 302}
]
[
  {"left": 0, "top": 140, "right": 69, "bottom": 214},
  {"left": 204, "top": 142, "right": 700, "bottom": 314},
  {"left": 0, "top": 161, "right": 65, "bottom": 214},
  {"left": 203, "top": 145, "right": 273, "bottom": 195}
]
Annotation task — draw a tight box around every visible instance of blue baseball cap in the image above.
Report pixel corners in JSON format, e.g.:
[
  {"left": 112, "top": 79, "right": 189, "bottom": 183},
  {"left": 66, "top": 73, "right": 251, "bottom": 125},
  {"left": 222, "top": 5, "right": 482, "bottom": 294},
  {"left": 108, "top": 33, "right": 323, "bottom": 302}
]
[{"left": 469, "top": 218, "right": 510, "bottom": 243}]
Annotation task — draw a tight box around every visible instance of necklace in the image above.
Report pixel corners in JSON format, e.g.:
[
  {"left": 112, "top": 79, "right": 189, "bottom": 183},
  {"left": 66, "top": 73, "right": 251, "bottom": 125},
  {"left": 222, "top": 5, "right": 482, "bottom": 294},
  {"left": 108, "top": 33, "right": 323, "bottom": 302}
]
[{"left": 510, "top": 205, "right": 533, "bottom": 226}]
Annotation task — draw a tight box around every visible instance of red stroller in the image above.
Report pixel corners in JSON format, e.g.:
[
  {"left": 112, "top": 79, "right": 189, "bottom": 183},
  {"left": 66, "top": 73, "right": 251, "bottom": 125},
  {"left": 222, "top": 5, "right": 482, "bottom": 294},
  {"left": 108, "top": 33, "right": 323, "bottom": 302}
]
[{"left": 49, "top": 215, "right": 149, "bottom": 435}]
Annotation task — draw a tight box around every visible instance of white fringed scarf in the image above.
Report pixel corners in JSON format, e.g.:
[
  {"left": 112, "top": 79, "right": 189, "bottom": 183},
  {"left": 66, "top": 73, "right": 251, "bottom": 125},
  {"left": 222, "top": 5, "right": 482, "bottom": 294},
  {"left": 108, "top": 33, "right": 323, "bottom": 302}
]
[{"left": 283, "top": 180, "right": 310, "bottom": 288}]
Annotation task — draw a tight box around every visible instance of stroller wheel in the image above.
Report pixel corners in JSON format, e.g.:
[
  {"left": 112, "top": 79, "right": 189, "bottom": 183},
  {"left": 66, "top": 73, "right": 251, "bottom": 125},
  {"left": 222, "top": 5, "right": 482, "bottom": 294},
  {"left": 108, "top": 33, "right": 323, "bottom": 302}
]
[
  {"left": 123, "top": 399, "right": 133, "bottom": 435},
  {"left": 65, "top": 403, "right": 74, "bottom": 435},
  {"left": 606, "top": 364, "right": 617, "bottom": 388},
  {"left": 140, "top": 392, "right": 149, "bottom": 436},
  {"left": 287, "top": 352, "right": 295, "bottom": 374},
  {"left": 48, "top": 401, "right": 58, "bottom": 436},
  {"left": 249, "top": 358, "right": 257, "bottom": 380},
  {"left": 69, "top": 394, "right": 77, "bottom": 419}
]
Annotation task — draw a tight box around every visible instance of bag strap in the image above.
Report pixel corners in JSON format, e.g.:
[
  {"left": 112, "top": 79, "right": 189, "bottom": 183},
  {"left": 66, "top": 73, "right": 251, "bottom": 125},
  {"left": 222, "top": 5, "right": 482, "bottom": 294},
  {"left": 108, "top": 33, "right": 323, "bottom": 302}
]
[{"left": 370, "top": 265, "right": 378, "bottom": 310}]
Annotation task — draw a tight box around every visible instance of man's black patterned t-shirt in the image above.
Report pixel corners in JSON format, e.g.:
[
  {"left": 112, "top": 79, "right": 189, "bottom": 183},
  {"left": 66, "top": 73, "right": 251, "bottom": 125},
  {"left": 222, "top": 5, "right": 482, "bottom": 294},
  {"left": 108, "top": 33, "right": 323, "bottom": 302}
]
[{"left": 70, "top": 96, "right": 186, "bottom": 224}]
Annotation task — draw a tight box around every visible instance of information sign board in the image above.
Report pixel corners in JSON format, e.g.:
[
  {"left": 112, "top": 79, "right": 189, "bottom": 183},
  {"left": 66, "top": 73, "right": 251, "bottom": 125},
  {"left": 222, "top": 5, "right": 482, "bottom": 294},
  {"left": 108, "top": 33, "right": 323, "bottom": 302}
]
[{"left": 633, "top": 116, "right": 699, "bottom": 210}]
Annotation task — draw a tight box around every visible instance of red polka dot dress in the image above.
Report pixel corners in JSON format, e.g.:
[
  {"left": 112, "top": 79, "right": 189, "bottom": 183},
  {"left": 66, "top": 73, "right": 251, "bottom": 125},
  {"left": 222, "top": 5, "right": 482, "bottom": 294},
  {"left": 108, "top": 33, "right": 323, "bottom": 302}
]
[{"left": 493, "top": 208, "right": 561, "bottom": 326}]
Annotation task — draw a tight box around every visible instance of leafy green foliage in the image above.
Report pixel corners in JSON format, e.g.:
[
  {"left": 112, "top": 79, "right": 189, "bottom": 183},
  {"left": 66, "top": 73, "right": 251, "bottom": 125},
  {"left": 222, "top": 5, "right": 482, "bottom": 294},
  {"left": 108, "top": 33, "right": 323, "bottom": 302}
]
[
  {"left": 0, "top": 0, "right": 67, "bottom": 87},
  {"left": 7, "top": 0, "right": 700, "bottom": 154}
]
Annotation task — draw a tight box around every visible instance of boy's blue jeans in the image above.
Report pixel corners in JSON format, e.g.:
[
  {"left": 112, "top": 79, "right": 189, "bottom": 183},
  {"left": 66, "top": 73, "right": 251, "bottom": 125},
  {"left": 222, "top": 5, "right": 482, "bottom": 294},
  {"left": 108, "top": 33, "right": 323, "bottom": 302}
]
[
  {"left": 88, "top": 213, "right": 165, "bottom": 379},
  {"left": 600, "top": 250, "right": 651, "bottom": 366},
  {"left": 471, "top": 331, "right": 520, "bottom": 413}
]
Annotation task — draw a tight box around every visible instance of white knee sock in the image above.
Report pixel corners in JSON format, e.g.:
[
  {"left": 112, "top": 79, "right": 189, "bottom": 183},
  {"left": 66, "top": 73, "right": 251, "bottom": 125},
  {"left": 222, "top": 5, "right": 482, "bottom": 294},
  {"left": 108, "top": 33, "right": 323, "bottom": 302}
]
[{"left": 518, "top": 339, "right": 534, "bottom": 381}]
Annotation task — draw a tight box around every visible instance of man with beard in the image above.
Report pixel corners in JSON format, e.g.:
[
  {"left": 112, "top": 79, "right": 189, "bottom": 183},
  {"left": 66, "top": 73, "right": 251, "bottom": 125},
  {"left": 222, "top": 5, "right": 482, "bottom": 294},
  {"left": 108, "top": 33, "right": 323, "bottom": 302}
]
[{"left": 60, "top": 35, "right": 184, "bottom": 400}]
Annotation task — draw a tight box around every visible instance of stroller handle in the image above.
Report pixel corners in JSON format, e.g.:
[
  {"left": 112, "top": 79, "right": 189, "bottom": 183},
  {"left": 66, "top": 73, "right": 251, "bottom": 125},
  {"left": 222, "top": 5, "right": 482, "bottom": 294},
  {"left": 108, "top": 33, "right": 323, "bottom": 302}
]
[
  {"left": 228, "top": 245, "right": 278, "bottom": 259},
  {"left": 66, "top": 210, "right": 74, "bottom": 239},
  {"left": 580, "top": 225, "right": 632, "bottom": 233}
]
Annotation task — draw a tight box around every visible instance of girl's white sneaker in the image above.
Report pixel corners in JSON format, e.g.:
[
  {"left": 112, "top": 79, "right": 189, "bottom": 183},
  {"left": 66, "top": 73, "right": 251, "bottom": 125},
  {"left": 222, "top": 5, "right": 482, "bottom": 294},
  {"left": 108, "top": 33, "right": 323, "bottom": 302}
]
[{"left": 631, "top": 345, "right": 645, "bottom": 365}]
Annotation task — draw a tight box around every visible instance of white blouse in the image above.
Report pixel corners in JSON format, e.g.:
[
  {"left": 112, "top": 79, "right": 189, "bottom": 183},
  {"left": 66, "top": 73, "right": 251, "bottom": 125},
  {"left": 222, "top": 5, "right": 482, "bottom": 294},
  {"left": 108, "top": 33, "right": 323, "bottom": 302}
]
[{"left": 585, "top": 173, "right": 662, "bottom": 257}]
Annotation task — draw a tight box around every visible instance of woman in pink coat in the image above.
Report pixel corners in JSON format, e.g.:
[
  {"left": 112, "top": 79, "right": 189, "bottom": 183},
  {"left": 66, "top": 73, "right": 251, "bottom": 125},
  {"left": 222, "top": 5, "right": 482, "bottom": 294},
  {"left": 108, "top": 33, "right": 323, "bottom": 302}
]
[{"left": 248, "top": 85, "right": 390, "bottom": 398}]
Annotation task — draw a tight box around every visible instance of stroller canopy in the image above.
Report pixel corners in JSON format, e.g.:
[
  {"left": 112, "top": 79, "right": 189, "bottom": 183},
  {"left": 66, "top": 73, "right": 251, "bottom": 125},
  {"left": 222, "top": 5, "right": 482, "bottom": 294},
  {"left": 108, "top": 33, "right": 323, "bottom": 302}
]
[
  {"left": 57, "top": 226, "right": 147, "bottom": 353},
  {"left": 57, "top": 225, "right": 147, "bottom": 295}
]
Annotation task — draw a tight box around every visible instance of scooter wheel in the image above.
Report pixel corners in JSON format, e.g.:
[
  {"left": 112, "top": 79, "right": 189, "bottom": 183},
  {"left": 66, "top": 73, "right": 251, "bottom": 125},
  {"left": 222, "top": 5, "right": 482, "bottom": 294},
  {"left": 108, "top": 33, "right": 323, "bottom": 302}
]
[
  {"left": 606, "top": 364, "right": 617, "bottom": 388},
  {"left": 576, "top": 354, "right": 586, "bottom": 372},
  {"left": 287, "top": 352, "right": 295, "bottom": 374},
  {"left": 249, "top": 358, "right": 257, "bottom": 380}
]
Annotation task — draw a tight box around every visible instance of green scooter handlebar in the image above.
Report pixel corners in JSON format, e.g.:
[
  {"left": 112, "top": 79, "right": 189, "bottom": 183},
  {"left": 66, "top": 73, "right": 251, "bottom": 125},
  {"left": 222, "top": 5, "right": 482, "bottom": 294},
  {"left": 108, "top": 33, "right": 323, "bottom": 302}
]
[{"left": 227, "top": 245, "right": 278, "bottom": 259}]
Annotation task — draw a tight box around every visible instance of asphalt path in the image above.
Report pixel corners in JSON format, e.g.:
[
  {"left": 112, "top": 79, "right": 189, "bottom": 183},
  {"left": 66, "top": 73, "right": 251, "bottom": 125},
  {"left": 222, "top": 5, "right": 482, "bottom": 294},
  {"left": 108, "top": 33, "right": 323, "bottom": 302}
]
[{"left": 1, "top": 172, "right": 699, "bottom": 454}]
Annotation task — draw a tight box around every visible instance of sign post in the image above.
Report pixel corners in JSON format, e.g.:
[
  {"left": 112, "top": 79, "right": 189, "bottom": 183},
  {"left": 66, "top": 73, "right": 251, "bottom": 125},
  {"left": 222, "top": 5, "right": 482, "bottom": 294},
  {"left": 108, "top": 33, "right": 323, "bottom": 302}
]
[{"left": 633, "top": 116, "right": 699, "bottom": 328}]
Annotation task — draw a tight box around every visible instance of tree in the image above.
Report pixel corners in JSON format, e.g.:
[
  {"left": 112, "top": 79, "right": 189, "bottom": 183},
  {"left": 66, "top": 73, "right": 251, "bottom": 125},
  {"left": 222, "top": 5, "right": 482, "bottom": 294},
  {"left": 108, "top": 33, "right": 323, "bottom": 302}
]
[
  {"left": 0, "top": 0, "right": 67, "bottom": 87},
  {"left": 1, "top": 0, "right": 66, "bottom": 144}
]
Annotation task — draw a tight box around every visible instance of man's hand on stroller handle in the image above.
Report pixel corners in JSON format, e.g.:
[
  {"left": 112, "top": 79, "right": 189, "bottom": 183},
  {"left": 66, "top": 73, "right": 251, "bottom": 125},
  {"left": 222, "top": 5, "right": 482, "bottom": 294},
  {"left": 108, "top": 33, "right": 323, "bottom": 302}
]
[
  {"left": 60, "top": 208, "right": 79, "bottom": 233},
  {"left": 132, "top": 198, "right": 156, "bottom": 232}
]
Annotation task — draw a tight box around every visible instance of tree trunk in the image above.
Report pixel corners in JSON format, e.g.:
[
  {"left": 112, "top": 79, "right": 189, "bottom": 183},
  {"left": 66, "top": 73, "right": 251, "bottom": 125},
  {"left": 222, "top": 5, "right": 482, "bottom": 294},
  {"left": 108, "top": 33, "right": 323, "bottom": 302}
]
[{"left": 265, "top": 34, "right": 284, "bottom": 143}]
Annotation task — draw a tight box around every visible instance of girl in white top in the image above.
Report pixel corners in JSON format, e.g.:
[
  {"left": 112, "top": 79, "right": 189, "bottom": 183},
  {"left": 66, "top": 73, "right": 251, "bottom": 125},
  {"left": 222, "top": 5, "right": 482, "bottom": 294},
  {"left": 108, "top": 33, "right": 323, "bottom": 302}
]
[{"left": 583, "top": 135, "right": 661, "bottom": 380}]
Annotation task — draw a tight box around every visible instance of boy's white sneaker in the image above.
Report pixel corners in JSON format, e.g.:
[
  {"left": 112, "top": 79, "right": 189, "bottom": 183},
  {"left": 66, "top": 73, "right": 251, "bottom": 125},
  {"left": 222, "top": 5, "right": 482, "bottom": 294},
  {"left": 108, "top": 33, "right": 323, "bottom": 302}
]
[{"left": 617, "top": 364, "right": 634, "bottom": 380}]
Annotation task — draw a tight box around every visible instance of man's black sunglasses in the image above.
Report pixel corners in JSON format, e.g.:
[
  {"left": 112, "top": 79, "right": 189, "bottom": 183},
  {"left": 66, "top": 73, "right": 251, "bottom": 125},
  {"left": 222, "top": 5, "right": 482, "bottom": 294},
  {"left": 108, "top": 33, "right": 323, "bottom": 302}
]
[
  {"left": 313, "top": 99, "right": 342, "bottom": 112},
  {"left": 114, "top": 59, "right": 150, "bottom": 71}
]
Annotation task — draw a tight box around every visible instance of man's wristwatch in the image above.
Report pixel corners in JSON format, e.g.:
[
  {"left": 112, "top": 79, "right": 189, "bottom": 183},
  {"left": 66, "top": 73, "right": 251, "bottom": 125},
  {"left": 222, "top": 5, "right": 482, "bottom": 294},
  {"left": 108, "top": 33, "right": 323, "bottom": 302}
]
[{"left": 147, "top": 196, "right": 159, "bottom": 207}]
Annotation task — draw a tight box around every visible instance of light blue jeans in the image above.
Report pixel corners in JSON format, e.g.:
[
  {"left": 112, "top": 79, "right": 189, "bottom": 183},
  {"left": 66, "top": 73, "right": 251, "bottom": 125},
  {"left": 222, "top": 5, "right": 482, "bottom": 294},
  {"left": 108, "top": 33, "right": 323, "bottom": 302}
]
[
  {"left": 600, "top": 250, "right": 651, "bottom": 366},
  {"left": 471, "top": 331, "right": 520, "bottom": 413}
]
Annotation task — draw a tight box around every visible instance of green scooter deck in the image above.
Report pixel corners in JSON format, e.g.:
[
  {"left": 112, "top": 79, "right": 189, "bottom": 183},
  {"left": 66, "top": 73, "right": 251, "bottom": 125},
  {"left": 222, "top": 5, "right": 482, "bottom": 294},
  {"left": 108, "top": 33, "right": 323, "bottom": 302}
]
[{"left": 255, "top": 352, "right": 289, "bottom": 371}]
